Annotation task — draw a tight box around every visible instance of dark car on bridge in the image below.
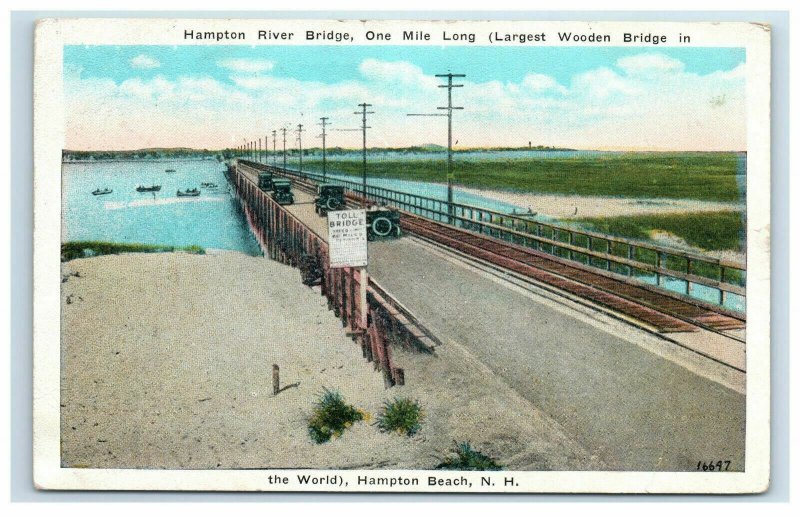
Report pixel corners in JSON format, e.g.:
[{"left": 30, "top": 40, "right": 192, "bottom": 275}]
[
  {"left": 366, "top": 207, "right": 401, "bottom": 240},
  {"left": 314, "top": 184, "right": 346, "bottom": 216},
  {"left": 258, "top": 171, "right": 274, "bottom": 191},
  {"left": 271, "top": 179, "right": 294, "bottom": 205}
]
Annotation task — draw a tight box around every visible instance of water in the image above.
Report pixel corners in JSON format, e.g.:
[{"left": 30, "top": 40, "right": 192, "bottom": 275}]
[
  {"left": 314, "top": 170, "right": 533, "bottom": 216},
  {"left": 62, "top": 159, "right": 261, "bottom": 255}
]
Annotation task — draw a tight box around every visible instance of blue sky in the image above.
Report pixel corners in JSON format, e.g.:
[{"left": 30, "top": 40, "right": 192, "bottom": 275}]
[
  {"left": 66, "top": 45, "right": 744, "bottom": 86},
  {"left": 64, "top": 45, "right": 747, "bottom": 151}
]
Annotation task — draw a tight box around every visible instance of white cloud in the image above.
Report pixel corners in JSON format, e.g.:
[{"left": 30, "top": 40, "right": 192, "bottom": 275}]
[
  {"left": 617, "top": 53, "right": 685, "bottom": 75},
  {"left": 65, "top": 54, "right": 746, "bottom": 151},
  {"left": 522, "top": 74, "right": 567, "bottom": 95},
  {"left": 217, "top": 58, "right": 274, "bottom": 73},
  {"left": 130, "top": 54, "right": 160, "bottom": 69}
]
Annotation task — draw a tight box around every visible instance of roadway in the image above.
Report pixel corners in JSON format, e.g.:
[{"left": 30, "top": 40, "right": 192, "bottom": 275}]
[{"left": 283, "top": 187, "right": 746, "bottom": 471}]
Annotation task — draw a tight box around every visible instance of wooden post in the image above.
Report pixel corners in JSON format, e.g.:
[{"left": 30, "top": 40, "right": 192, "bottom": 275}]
[
  {"left": 272, "top": 364, "right": 280, "bottom": 395},
  {"left": 359, "top": 267, "right": 368, "bottom": 330}
]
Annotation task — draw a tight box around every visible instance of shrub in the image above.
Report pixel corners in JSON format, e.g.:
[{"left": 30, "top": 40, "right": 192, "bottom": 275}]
[
  {"left": 435, "top": 442, "right": 503, "bottom": 471},
  {"left": 61, "top": 241, "right": 205, "bottom": 261},
  {"left": 377, "top": 398, "right": 423, "bottom": 436},
  {"left": 308, "top": 389, "right": 363, "bottom": 444}
]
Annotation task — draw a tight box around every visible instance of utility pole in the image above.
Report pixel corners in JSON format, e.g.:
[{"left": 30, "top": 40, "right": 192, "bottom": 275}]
[
  {"left": 318, "top": 117, "right": 330, "bottom": 182},
  {"left": 408, "top": 72, "right": 464, "bottom": 223},
  {"left": 296, "top": 123, "right": 305, "bottom": 173},
  {"left": 258, "top": 138, "right": 262, "bottom": 164},
  {"left": 272, "top": 130, "right": 277, "bottom": 167},
  {"left": 281, "top": 128, "right": 287, "bottom": 171},
  {"left": 355, "top": 103, "right": 374, "bottom": 208}
]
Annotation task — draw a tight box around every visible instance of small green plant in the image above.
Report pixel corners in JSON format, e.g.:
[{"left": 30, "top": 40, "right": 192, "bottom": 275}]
[
  {"left": 61, "top": 241, "right": 205, "bottom": 261},
  {"left": 307, "top": 389, "right": 364, "bottom": 444},
  {"left": 435, "top": 442, "right": 503, "bottom": 471},
  {"left": 377, "top": 398, "right": 424, "bottom": 436}
]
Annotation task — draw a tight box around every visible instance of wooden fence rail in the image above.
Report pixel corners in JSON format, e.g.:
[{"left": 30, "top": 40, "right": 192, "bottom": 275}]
[{"left": 228, "top": 162, "right": 439, "bottom": 388}]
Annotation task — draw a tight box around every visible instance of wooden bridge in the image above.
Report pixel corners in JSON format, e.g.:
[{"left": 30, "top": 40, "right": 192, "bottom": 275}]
[{"left": 227, "top": 157, "right": 746, "bottom": 471}]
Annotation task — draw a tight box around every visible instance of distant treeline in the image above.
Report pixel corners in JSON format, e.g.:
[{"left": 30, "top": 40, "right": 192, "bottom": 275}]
[
  {"left": 64, "top": 144, "right": 574, "bottom": 161},
  {"left": 62, "top": 148, "right": 237, "bottom": 161}
]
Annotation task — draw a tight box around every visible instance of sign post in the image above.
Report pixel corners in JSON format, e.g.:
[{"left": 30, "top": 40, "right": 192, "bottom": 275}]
[{"left": 327, "top": 209, "right": 369, "bottom": 329}]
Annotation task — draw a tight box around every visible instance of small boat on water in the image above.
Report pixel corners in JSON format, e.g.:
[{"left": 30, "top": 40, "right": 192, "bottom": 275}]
[
  {"left": 177, "top": 188, "right": 200, "bottom": 197},
  {"left": 136, "top": 185, "right": 162, "bottom": 192},
  {"left": 92, "top": 188, "right": 113, "bottom": 196},
  {"left": 165, "top": 169, "right": 176, "bottom": 173},
  {"left": 200, "top": 182, "right": 219, "bottom": 188}
]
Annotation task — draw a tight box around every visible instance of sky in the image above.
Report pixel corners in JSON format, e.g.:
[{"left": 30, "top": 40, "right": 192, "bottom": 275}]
[{"left": 63, "top": 45, "right": 747, "bottom": 151}]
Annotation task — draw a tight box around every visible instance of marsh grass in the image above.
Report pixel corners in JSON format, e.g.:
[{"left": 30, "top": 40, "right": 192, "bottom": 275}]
[
  {"left": 572, "top": 211, "right": 745, "bottom": 252},
  {"left": 377, "top": 398, "right": 424, "bottom": 436},
  {"left": 61, "top": 241, "right": 205, "bottom": 262},
  {"left": 435, "top": 442, "right": 503, "bottom": 471},
  {"left": 308, "top": 389, "right": 364, "bottom": 444},
  {"left": 305, "top": 152, "right": 744, "bottom": 202}
]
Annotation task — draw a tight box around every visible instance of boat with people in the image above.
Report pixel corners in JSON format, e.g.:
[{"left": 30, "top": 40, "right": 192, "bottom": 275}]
[
  {"left": 92, "top": 188, "right": 113, "bottom": 196},
  {"left": 200, "top": 182, "right": 218, "bottom": 188},
  {"left": 136, "top": 185, "right": 162, "bottom": 192},
  {"left": 165, "top": 169, "right": 176, "bottom": 173},
  {"left": 177, "top": 188, "right": 200, "bottom": 197}
]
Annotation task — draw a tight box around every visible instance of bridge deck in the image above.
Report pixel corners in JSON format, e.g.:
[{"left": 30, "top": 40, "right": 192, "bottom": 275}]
[{"left": 276, "top": 186, "right": 745, "bottom": 471}]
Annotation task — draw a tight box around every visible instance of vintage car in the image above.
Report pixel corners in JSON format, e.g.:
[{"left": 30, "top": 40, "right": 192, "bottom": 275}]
[
  {"left": 366, "top": 207, "right": 402, "bottom": 240},
  {"left": 314, "top": 183, "right": 346, "bottom": 215},
  {"left": 271, "top": 179, "right": 295, "bottom": 205},
  {"left": 258, "top": 171, "right": 274, "bottom": 191}
]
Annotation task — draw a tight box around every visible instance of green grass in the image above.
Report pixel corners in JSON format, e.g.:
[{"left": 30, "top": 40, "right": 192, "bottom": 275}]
[
  {"left": 435, "top": 442, "right": 503, "bottom": 471},
  {"left": 377, "top": 398, "right": 424, "bottom": 436},
  {"left": 61, "top": 241, "right": 205, "bottom": 262},
  {"left": 571, "top": 211, "right": 745, "bottom": 252},
  {"left": 304, "top": 152, "right": 745, "bottom": 202},
  {"left": 308, "top": 389, "right": 364, "bottom": 444}
]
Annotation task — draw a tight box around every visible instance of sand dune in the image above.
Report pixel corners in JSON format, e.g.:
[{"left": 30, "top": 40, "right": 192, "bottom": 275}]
[
  {"left": 458, "top": 186, "right": 744, "bottom": 219},
  {"left": 60, "top": 251, "right": 599, "bottom": 470}
]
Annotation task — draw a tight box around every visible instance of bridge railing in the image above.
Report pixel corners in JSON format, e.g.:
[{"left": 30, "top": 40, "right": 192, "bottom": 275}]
[
  {"left": 232, "top": 161, "right": 441, "bottom": 388},
  {"left": 238, "top": 159, "right": 746, "bottom": 312}
]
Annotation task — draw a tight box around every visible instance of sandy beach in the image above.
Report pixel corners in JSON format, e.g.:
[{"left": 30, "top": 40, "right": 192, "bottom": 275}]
[
  {"left": 458, "top": 186, "right": 744, "bottom": 220},
  {"left": 61, "top": 251, "right": 600, "bottom": 470}
]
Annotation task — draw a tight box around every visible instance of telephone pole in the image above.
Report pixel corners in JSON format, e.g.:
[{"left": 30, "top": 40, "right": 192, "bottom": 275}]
[
  {"left": 355, "top": 103, "right": 374, "bottom": 207},
  {"left": 296, "top": 123, "right": 305, "bottom": 173},
  {"left": 258, "top": 138, "right": 262, "bottom": 164},
  {"left": 272, "top": 130, "right": 277, "bottom": 167},
  {"left": 281, "top": 128, "right": 287, "bottom": 171},
  {"left": 407, "top": 72, "right": 464, "bottom": 223},
  {"left": 318, "top": 117, "right": 330, "bottom": 182}
]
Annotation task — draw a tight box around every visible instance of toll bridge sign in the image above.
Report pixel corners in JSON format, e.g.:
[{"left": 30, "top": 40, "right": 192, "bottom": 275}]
[{"left": 327, "top": 209, "right": 368, "bottom": 268}]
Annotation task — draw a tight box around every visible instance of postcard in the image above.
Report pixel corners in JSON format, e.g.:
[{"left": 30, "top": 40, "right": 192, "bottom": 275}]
[{"left": 32, "top": 17, "right": 771, "bottom": 493}]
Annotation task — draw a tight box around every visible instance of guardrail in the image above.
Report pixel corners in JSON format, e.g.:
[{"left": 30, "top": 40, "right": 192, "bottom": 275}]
[
  {"left": 238, "top": 159, "right": 746, "bottom": 312},
  {"left": 230, "top": 161, "right": 440, "bottom": 388}
]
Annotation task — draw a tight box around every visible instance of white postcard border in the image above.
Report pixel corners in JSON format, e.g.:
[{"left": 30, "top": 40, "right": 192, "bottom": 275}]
[{"left": 32, "top": 17, "right": 772, "bottom": 493}]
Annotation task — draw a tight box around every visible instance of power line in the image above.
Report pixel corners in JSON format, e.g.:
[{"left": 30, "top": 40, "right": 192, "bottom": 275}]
[
  {"left": 296, "top": 123, "right": 305, "bottom": 173},
  {"left": 272, "top": 130, "right": 277, "bottom": 167},
  {"left": 318, "top": 117, "right": 330, "bottom": 182},
  {"left": 408, "top": 72, "right": 464, "bottom": 223},
  {"left": 281, "top": 128, "right": 287, "bottom": 171},
  {"left": 354, "top": 103, "right": 374, "bottom": 208}
]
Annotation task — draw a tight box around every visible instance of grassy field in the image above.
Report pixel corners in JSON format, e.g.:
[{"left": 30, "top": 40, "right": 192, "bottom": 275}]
[
  {"left": 304, "top": 152, "right": 745, "bottom": 203},
  {"left": 61, "top": 241, "right": 205, "bottom": 262},
  {"left": 571, "top": 211, "right": 745, "bottom": 252}
]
